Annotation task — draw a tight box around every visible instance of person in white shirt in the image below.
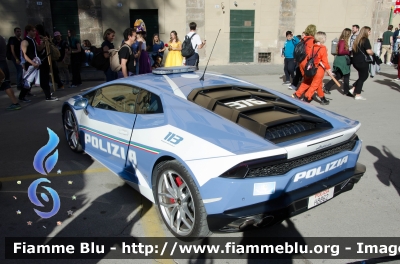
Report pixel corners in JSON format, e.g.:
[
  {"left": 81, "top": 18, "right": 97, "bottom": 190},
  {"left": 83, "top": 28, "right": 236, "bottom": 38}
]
[{"left": 185, "top": 22, "right": 206, "bottom": 70}]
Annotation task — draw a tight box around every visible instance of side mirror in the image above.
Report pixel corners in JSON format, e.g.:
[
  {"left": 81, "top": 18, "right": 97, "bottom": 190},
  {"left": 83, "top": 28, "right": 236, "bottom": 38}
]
[{"left": 73, "top": 97, "right": 89, "bottom": 110}]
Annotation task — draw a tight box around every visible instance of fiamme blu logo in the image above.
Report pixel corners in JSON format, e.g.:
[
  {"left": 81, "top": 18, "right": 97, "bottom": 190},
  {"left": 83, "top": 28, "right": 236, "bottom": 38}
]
[{"left": 28, "top": 128, "right": 61, "bottom": 219}]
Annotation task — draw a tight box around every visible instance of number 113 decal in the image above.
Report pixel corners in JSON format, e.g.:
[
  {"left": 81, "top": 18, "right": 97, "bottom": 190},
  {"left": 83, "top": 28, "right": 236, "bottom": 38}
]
[{"left": 164, "top": 132, "right": 184, "bottom": 145}]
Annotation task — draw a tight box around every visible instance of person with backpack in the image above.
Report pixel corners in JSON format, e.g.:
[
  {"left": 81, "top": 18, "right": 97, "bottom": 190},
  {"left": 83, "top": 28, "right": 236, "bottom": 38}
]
[
  {"left": 7, "top": 27, "right": 23, "bottom": 90},
  {"left": 281, "top": 31, "right": 300, "bottom": 85},
  {"left": 293, "top": 31, "right": 332, "bottom": 105},
  {"left": 349, "top": 26, "right": 374, "bottom": 100},
  {"left": 323, "top": 28, "right": 352, "bottom": 95},
  {"left": 118, "top": 28, "right": 136, "bottom": 78},
  {"left": 288, "top": 32, "right": 306, "bottom": 90},
  {"left": 164, "top": 31, "right": 183, "bottom": 67},
  {"left": 184, "top": 22, "right": 206, "bottom": 70}
]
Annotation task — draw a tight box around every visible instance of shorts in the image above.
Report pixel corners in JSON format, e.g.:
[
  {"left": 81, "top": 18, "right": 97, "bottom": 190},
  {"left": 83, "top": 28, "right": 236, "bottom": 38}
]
[
  {"left": 185, "top": 53, "right": 199, "bottom": 70},
  {"left": 0, "top": 60, "right": 11, "bottom": 91}
]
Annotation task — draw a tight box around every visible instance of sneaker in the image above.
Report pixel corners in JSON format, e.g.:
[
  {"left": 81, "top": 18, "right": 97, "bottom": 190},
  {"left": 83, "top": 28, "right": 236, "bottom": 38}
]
[
  {"left": 288, "top": 84, "right": 297, "bottom": 90},
  {"left": 387, "top": 62, "right": 393, "bottom": 66},
  {"left": 7, "top": 103, "right": 21, "bottom": 110},
  {"left": 354, "top": 95, "right": 367, "bottom": 100},
  {"left": 19, "top": 97, "right": 31, "bottom": 103},
  {"left": 292, "top": 93, "right": 300, "bottom": 100},
  {"left": 303, "top": 97, "right": 312, "bottom": 103},
  {"left": 69, "top": 84, "right": 77, "bottom": 88},
  {"left": 323, "top": 86, "right": 331, "bottom": 94},
  {"left": 46, "top": 97, "right": 59, "bottom": 101},
  {"left": 283, "top": 81, "right": 291, "bottom": 85},
  {"left": 320, "top": 97, "right": 330, "bottom": 105},
  {"left": 27, "top": 92, "right": 36, "bottom": 97}
]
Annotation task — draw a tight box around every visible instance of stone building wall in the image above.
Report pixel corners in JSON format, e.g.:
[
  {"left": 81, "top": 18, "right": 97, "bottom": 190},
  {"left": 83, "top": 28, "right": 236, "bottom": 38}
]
[
  {"left": 186, "top": 0, "right": 205, "bottom": 59},
  {"left": 78, "top": 0, "right": 103, "bottom": 46},
  {"left": 0, "top": 0, "right": 397, "bottom": 65}
]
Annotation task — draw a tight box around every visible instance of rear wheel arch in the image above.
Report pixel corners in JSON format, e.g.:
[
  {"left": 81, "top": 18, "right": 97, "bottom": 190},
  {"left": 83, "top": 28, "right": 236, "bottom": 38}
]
[
  {"left": 152, "top": 159, "right": 211, "bottom": 239},
  {"left": 151, "top": 156, "right": 176, "bottom": 192}
]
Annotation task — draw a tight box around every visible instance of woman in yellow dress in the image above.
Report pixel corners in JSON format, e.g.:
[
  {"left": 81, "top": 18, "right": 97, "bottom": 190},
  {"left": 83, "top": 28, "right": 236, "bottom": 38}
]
[{"left": 164, "top": 31, "right": 183, "bottom": 67}]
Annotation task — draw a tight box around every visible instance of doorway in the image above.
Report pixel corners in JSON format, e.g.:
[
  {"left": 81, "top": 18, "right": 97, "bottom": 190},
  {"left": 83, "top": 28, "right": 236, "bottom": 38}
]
[{"left": 229, "top": 10, "right": 255, "bottom": 63}]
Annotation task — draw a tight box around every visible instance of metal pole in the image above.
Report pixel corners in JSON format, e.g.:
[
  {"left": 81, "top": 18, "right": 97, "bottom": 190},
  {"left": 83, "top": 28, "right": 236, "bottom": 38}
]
[{"left": 389, "top": 7, "right": 394, "bottom": 26}]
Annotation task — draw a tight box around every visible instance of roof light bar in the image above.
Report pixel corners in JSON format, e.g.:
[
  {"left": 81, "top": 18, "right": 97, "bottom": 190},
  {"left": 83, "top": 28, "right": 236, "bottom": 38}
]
[{"left": 152, "top": 66, "right": 196, "bottom": 75}]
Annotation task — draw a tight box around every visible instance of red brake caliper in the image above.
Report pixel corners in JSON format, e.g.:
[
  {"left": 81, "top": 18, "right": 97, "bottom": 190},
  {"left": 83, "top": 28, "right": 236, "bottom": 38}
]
[{"left": 170, "top": 176, "right": 183, "bottom": 203}]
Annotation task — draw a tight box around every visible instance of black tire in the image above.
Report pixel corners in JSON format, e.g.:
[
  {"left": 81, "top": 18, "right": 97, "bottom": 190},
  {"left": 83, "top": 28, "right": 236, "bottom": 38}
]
[
  {"left": 62, "top": 108, "right": 83, "bottom": 153},
  {"left": 154, "top": 160, "right": 211, "bottom": 240}
]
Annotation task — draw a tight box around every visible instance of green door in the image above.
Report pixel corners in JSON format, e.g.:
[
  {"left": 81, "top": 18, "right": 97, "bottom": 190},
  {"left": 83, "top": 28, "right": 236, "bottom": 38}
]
[
  {"left": 230, "top": 10, "right": 255, "bottom": 63},
  {"left": 130, "top": 9, "right": 159, "bottom": 50},
  {"left": 50, "top": 0, "right": 80, "bottom": 41}
]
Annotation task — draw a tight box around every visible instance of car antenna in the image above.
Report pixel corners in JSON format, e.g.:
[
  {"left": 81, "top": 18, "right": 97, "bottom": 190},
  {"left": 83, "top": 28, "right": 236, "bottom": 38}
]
[{"left": 200, "top": 29, "right": 221, "bottom": 81}]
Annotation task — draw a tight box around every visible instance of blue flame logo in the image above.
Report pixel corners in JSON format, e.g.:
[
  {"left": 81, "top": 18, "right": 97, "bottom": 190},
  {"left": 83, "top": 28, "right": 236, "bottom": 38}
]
[
  {"left": 28, "top": 178, "right": 60, "bottom": 218},
  {"left": 33, "top": 128, "right": 59, "bottom": 175}
]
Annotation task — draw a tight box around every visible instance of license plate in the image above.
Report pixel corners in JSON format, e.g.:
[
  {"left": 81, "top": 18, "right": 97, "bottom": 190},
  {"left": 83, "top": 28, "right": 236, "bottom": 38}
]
[{"left": 307, "top": 187, "right": 334, "bottom": 209}]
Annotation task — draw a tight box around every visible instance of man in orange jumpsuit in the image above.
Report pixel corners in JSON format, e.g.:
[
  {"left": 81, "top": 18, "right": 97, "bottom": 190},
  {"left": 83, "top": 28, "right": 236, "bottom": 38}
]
[{"left": 294, "top": 31, "right": 331, "bottom": 105}]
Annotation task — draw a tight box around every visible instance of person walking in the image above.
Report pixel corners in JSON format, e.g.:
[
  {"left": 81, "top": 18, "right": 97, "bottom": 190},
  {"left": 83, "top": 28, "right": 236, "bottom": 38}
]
[
  {"left": 0, "top": 34, "right": 21, "bottom": 110},
  {"left": 67, "top": 29, "right": 82, "bottom": 87},
  {"left": 185, "top": 22, "right": 206, "bottom": 70},
  {"left": 281, "top": 30, "right": 300, "bottom": 85},
  {"left": 349, "top": 25, "right": 360, "bottom": 52},
  {"left": 53, "top": 31, "right": 70, "bottom": 86},
  {"left": 323, "top": 28, "right": 352, "bottom": 95},
  {"left": 19, "top": 25, "right": 58, "bottom": 101},
  {"left": 350, "top": 26, "right": 374, "bottom": 100},
  {"left": 393, "top": 24, "right": 400, "bottom": 52},
  {"left": 8, "top": 27, "right": 23, "bottom": 90},
  {"left": 289, "top": 32, "right": 306, "bottom": 90},
  {"left": 294, "top": 25, "right": 317, "bottom": 92},
  {"left": 380, "top": 25, "right": 394, "bottom": 65},
  {"left": 293, "top": 31, "right": 331, "bottom": 105},
  {"left": 164, "top": 31, "right": 183, "bottom": 67}
]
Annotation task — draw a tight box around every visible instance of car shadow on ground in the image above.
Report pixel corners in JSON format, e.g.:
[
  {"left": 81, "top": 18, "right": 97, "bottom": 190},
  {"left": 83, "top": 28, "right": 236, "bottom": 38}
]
[
  {"left": 366, "top": 145, "right": 400, "bottom": 196},
  {"left": 185, "top": 219, "right": 305, "bottom": 264}
]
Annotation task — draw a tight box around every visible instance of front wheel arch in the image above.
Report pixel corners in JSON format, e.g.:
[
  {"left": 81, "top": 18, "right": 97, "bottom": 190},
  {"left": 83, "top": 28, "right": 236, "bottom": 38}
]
[{"left": 62, "top": 107, "right": 83, "bottom": 153}]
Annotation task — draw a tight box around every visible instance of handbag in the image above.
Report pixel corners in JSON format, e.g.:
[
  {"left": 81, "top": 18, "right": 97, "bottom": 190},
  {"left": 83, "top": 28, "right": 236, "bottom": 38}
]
[{"left": 359, "top": 47, "right": 373, "bottom": 63}]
